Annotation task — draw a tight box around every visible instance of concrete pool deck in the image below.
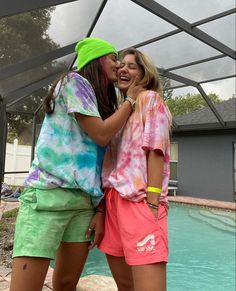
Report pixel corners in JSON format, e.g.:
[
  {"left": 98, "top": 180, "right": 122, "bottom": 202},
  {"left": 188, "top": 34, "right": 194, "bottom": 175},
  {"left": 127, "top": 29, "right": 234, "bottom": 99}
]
[{"left": 0, "top": 196, "right": 235, "bottom": 290}]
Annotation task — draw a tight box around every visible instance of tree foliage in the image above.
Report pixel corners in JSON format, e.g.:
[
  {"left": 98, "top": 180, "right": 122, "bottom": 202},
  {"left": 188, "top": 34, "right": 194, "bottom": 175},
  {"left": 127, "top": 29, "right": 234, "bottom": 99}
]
[
  {"left": 0, "top": 8, "right": 58, "bottom": 66},
  {"left": 0, "top": 8, "right": 60, "bottom": 144},
  {"left": 166, "top": 92, "right": 221, "bottom": 117}
]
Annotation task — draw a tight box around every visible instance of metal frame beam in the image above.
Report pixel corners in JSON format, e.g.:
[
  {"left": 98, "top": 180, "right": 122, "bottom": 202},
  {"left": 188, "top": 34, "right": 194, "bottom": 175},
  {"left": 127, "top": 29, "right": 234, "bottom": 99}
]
[
  {"left": 131, "top": 0, "right": 236, "bottom": 59},
  {"left": 0, "top": 0, "right": 234, "bottom": 200},
  {"left": 165, "top": 84, "right": 188, "bottom": 91},
  {"left": 0, "top": 43, "right": 76, "bottom": 81},
  {"left": 0, "top": 0, "right": 77, "bottom": 18},
  {"left": 196, "top": 85, "right": 225, "bottom": 127},
  {"left": 159, "top": 69, "right": 198, "bottom": 87},
  {"left": 0, "top": 0, "right": 108, "bottom": 81},
  {"left": 199, "top": 74, "right": 236, "bottom": 84},
  {"left": 2, "top": 7, "right": 233, "bottom": 82},
  {"left": 192, "top": 8, "right": 236, "bottom": 26},
  {"left": 165, "top": 74, "right": 236, "bottom": 91},
  {"left": 159, "top": 70, "right": 226, "bottom": 127},
  {"left": 0, "top": 1, "right": 234, "bottom": 123},
  {"left": 68, "top": 0, "right": 108, "bottom": 70},
  {"left": 5, "top": 71, "right": 64, "bottom": 108},
  {"left": 164, "top": 54, "right": 225, "bottom": 72},
  {"left": 1, "top": 5, "right": 233, "bottom": 111},
  {"left": 163, "top": 74, "right": 236, "bottom": 91},
  {"left": 133, "top": 8, "right": 236, "bottom": 50},
  {"left": 1, "top": 0, "right": 108, "bottom": 109},
  {"left": 87, "top": 0, "right": 108, "bottom": 37}
]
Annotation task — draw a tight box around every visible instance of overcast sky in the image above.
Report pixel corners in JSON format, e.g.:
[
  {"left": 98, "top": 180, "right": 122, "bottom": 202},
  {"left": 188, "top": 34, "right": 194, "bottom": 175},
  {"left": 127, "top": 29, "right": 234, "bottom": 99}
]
[{"left": 48, "top": 0, "right": 235, "bottom": 100}]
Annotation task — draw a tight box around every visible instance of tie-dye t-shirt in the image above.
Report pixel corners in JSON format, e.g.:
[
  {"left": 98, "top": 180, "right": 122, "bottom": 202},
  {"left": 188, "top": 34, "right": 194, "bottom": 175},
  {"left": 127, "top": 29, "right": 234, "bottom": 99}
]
[
  {"left": 24, "top": 72, "right": 105, "bottom": 206},
  {"left": 102, "top": 91, "right": 172, "bottom": 203}
]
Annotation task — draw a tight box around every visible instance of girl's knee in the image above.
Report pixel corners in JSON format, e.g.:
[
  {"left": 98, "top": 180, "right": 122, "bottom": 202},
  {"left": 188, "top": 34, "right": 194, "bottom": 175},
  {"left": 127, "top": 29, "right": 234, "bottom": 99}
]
[
  {"left": 53, "top": 275, "right": 78, "bottom": 291},
  {"left": 115, "top": 278, "right": 134, "bottom": 291}
]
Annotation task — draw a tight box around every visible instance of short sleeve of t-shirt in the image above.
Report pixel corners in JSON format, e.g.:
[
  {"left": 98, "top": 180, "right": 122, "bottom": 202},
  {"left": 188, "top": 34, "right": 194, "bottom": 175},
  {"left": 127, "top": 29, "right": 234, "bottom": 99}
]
[
  {"left": 142, "top": 92, "right": 170, "bottom": 154},
  {"left": 61, "top": 72, "right": 101, "bottom": 118}
]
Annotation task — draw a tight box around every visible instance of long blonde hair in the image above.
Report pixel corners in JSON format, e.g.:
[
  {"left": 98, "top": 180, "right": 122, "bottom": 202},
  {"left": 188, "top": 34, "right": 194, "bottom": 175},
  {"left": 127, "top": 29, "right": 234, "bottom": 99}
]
[
  {"left": 119, "top": 48, "right": 172, "bottom": 128},
  {"left": 119, "top": 48, "right": 163, "bottom": 97}
]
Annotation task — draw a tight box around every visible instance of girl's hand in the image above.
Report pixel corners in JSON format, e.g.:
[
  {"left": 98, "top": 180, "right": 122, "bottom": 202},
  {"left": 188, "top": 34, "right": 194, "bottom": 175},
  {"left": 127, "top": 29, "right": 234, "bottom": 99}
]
[
  {"left": 86, "top": 212, "right": 105, "bottom": 249},
  {"left": 146, "top": 197, "right": 159, "bottom": 218},
  {"left": 147, "top": 204, "right": 159, "bottom": 218},
  {"left": 127, "top": 76, "right": 144, "bottom": 101}
]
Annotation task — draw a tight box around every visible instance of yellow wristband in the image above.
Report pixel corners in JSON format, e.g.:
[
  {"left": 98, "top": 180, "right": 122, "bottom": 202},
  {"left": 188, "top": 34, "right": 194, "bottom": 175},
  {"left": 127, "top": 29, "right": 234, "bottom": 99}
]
[{"left": 147, "top": 186, "right": 162, "bottom": 194}]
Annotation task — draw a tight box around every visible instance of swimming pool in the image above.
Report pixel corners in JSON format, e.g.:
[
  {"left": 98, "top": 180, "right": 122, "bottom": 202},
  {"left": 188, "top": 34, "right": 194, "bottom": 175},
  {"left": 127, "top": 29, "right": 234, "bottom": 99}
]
[{"left": 82, "top": 203, "right": 236, "bottom": 291}]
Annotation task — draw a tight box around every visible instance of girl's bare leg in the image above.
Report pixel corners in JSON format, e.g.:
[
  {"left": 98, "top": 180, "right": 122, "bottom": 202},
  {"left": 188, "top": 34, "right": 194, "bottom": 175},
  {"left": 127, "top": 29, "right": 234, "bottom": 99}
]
[
  {"left": 52, "top": 241, "right": 90, "bottom": 291},
  {"left": 106, "top": 254, "right": 134, "bottom": 291},
  {"left": 10, "top": 257, "right": 50, "bottom": 291},
  {"left": 132, "top": 263, "right": 166, "bottom": 291}
]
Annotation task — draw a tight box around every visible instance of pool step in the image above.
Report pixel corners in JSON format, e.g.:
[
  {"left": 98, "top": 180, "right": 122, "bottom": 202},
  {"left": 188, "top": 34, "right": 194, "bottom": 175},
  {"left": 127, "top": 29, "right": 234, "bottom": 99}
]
[
  {"left": 199, "top": 209, "right": 235, "bottom": 227},
  {"left": 188, "top": 209, "right": 236, "bottom": 234},
  {"left": 209, "top": 208, "right": 236, "bottom": 220}
]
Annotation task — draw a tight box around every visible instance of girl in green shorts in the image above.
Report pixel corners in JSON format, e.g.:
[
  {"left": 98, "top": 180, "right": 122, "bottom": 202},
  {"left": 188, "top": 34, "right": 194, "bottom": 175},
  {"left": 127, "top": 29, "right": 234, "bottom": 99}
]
[{"left": 10, "top": 37, "right": 140, "bottom": 291}]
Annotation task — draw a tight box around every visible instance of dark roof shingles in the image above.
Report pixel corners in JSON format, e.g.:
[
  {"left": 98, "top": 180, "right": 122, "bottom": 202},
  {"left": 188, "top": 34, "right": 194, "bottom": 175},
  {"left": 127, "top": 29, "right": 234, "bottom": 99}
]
[{"left": 174, "top": 98, "right": 236, "bottom": 125}]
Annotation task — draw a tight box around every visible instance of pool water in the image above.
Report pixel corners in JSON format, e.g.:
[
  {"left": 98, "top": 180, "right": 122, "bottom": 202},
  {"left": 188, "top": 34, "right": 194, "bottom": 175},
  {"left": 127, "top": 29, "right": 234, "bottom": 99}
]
[{"left": 81, "top": 203, "right": 236, "bottom": 291}]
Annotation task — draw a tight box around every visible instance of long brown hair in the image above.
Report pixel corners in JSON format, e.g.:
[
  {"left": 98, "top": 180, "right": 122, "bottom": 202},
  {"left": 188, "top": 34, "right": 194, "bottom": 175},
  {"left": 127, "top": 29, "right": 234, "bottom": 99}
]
[
  {"left": 79, "top": 57, "right": 117, "bottom": 119},
  {"left": 43, "top": 58, "right": 117, "bottom": 120}
]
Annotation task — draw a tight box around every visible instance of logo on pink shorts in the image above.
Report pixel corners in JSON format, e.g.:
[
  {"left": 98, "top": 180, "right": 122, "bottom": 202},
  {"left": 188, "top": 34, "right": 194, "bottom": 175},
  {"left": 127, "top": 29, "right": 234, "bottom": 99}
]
[{"left": 136, "top": 234, "right": 156, "bottom": 252}]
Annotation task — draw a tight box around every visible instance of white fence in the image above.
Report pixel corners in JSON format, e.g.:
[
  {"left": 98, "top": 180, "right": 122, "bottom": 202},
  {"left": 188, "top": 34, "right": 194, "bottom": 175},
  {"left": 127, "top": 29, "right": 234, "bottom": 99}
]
[{"left": 4, "top": 139, "right": 31, "bottom": 186}]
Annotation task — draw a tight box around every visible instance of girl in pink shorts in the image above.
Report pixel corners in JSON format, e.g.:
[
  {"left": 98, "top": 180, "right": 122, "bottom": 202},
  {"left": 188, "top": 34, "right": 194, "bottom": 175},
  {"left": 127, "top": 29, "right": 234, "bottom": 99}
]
[{"left": 98, "top": 48, "right": 172, "bottom": 291}]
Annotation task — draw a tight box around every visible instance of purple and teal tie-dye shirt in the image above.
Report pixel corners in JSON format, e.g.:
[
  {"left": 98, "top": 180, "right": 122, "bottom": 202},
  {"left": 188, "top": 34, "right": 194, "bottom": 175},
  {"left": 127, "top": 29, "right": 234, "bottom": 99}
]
[{"left": 24, "top": 72, "right": 105, "bottom": 206}]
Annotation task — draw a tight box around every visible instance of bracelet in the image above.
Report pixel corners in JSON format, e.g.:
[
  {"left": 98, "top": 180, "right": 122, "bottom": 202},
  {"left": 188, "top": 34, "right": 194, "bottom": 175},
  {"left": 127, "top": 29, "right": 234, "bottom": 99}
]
[
  {"left": 124, "top": 96, "right": 136, "bottom": 110},
  {"left": 147, "top": 202, "right": 159, "bottom": 209},
  {"left": 95, "top": 209, "right": 105, "bottom": 214},
  {"left": 147, "top": 186, "right": 162, "bottom": 195}
]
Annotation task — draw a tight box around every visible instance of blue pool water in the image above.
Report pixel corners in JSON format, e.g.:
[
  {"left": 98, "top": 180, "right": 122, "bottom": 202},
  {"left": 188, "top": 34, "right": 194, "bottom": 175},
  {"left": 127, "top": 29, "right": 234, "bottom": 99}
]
[{"left": 81, "top": 203, "right": 236, "bottom": 291}]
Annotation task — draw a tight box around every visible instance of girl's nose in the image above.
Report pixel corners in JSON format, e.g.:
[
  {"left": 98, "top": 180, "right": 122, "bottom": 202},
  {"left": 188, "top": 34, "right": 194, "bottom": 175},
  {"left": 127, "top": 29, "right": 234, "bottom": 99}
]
[{"left": 118, "top": 65, "right": 128, "bottom": 73}]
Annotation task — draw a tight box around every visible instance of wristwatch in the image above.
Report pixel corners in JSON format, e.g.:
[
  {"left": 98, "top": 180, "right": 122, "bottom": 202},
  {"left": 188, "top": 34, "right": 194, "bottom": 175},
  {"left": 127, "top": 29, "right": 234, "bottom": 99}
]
[{"left": 125, "top": 96, "right": 136, "bottom": 110}]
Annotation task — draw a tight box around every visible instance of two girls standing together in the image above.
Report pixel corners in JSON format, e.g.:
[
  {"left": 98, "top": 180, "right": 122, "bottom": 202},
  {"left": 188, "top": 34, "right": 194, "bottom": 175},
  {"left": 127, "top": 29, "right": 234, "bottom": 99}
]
[{"left": 10, "top": 37, "right": 171, "bottom": 291}]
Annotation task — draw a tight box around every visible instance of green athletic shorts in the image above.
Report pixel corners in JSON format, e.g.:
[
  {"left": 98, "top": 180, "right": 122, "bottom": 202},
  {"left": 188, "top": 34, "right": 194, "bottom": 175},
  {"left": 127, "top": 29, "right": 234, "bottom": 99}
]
[{"left": 13, "top": 187, "right": 95, "bottom": 259}]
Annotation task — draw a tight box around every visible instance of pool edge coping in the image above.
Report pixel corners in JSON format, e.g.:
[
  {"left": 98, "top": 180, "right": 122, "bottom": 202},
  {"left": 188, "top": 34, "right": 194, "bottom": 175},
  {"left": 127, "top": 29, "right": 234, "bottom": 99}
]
[{"left": 168, "top": 196, "right": 236, "bottom": 211}]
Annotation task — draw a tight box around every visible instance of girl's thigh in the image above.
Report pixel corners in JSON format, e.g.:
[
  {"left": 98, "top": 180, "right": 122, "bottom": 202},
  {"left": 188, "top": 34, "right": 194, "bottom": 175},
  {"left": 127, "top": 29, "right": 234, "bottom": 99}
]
[{"left": 132, "top": 263, "right": 166, "bottom": 291}]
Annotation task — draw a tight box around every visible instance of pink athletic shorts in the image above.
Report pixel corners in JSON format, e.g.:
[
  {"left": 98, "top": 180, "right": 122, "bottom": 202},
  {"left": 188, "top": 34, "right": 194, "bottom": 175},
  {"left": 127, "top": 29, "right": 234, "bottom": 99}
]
[{"left": 99, "top": 188, "right": 168, "bottom": 266}]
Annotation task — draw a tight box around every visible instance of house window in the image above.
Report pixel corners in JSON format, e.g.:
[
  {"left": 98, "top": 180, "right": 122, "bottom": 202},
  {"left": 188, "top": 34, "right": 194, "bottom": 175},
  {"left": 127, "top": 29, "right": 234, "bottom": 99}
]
[{"left": 170, "top": 142, "right": 178, "bottom": 181}]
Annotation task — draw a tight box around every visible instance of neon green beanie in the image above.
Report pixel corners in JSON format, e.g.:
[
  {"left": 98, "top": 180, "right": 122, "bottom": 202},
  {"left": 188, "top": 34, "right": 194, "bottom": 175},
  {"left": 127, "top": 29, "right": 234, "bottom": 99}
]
[{"left": 75, "top": 37, "right": 117, "bottom": 71}]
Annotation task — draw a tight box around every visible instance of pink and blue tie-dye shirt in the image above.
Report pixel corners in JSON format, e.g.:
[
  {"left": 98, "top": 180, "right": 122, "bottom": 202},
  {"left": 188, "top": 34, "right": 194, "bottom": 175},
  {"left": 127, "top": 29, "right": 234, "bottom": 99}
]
[
  {"left": 24, "top": 72, "right": 105, "bottom": 206},
  {"left": 102, "top": 91, "right": 172, "bottom": 203}
]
